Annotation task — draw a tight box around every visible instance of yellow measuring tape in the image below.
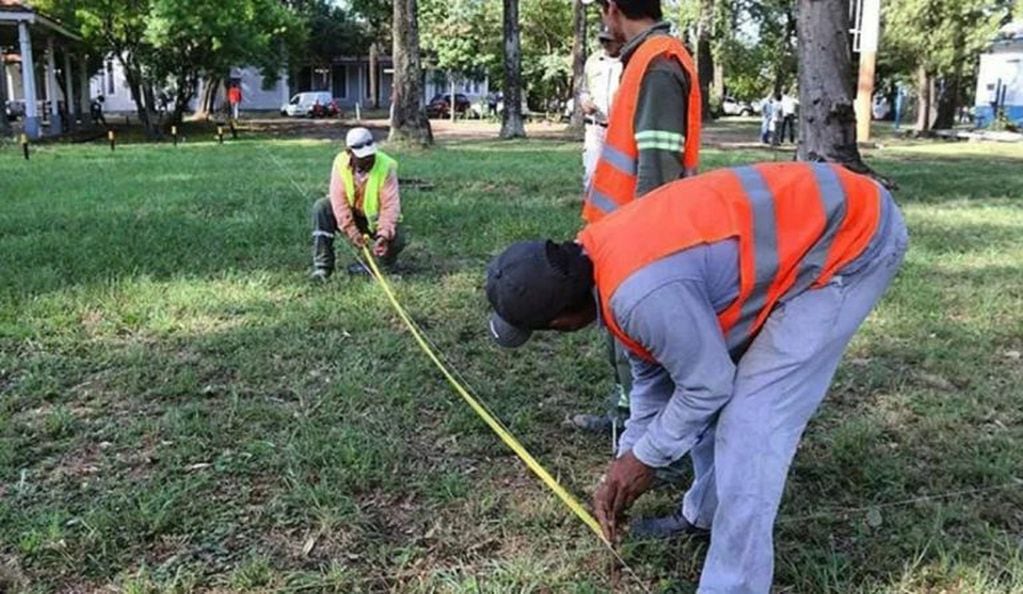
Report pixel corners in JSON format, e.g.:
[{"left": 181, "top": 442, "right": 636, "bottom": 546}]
[{"left": 359, "top": 244, "right": 607, "bottom": 544}]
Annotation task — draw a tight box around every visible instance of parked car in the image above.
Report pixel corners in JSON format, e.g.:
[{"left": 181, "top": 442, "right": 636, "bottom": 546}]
[
  {"left": 426, "top": 93, "right": 472, "bottom": 118},
  {"left": 720, "top": 96, "right": 756, "bottom": 116},
  {"left": 280, "top": 92, "right": 339, "bottom": 118}
]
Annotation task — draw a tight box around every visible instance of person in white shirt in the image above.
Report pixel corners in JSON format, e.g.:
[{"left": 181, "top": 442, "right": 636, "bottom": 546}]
[
  {"left": 579, "top": 31, "right": 624, "bottom": 190},
  {"left": 760, "top": 95, "right": 775, "bottom": 144},
  {"left": 779, "top": 92, "right": 798, "bottom": 144}
]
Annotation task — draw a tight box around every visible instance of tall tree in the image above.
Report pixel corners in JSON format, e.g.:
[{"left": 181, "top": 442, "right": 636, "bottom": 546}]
[
  {"left": 695, "top": 0, "right": 715, "bottom": 121},
  {"left": 421, "top": 0, "right": 499, "bottom": 120},
  {"left": 500, "top": 0, "right": 526, "bottom": 138},
  {"left": 389, "top": 0, "right": 433, "bottom": 144},
  {"left": 73, "top": 0, "right": 164, "bottom": 138},
  {"left": 796, "top": 0, "right": 869, "bottom": 170},
  {"left": 146, "top": 0, "right": 300, "bottom": 126},
  {"left": 568, "top": 0, "right": 587, "bottom": 130}
]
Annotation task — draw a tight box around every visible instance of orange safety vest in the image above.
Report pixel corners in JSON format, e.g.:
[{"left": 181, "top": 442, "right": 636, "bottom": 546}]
[
  {"left": 578, "top": 162, "right": 883, "bottom": 361},
  {"left": 582, "top": 35, "right": 702, "bottom": 224}
]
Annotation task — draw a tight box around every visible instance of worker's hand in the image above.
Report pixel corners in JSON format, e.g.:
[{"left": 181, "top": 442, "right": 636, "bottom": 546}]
[
  {"left": 349, "top": 233, "right": 367, "bottom": 248},
  {"left": 593, "top": 451, "right": 655, "bottom": 543},
  {"left": 582, "top": 99, "right": 598, "bottom": 115},
  {"left": 372, "top": 236, "right": 390, "bottom": 257}
]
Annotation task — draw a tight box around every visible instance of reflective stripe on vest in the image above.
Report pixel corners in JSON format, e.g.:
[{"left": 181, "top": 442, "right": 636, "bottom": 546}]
[
  {"left": 577, "top": 162, "right": 882, "bottom": 362},
  {"left": 581, "top": 35, "right": 702, "bottom": 224},
  {"left": 336, "top": 150, "right": 397, "bottom": 232}
]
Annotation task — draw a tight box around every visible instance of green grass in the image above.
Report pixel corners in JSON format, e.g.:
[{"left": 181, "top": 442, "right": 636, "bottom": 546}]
[{"left": 1, "top": 128, "right": 1022, "bottom": 593}]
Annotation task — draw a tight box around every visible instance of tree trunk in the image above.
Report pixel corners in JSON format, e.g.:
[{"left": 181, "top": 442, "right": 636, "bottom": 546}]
[
  {"left": 796, "top": 0, "right": 863, "bottom": 167},
  {"left": 915, "top": 65, "right": 933, "bottom": 132},
  {"left": 696, "top": 0, "right": 715, "bottom": 121},
  {"left": 568, "top": 0, "right": 587, "bottom": 131},
  {"left": 933, "top": 75, "right": 959, "bottom": 130},
  {"left": 196, "top": 76, "right": 220, "bottom": 120},
  {"left": 369, "top": 41, "right": 379, "bottom": 109},
  {"left": 500, "top": 0, "right": 526, "bottom": 138},
  {"left": 449, "top": 71, "right": 456, "bottom": 123},
  {"left": 0, "top": 51, "right": 13, "bottom": 138},
  {"left": 171, "top": 73, "right": 198, "bottom": 128},
  {"left": 389, "top": 0, "right": 433, "bottom": 145},
  {"left": 119, "top": 53, "right": 160, "bottom": 139},
  {"left": 774, "top": 6, "right": 798, "bottom": 96}
]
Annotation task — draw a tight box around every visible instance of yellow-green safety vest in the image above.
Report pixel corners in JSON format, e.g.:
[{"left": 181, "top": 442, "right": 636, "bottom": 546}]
[{"left": 334, "top": 150, "right": 398, "bottom": 233}]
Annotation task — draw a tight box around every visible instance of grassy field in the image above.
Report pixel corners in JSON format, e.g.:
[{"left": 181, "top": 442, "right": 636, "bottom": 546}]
[{"left": 1, "top": 125, "right": 1022, "bottom": 593}]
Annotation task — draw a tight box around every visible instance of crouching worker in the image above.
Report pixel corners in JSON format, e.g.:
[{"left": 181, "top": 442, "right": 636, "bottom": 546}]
[
  {"left": 311, "top": 127, "right": 406, "bottom": 280},
  {"left": 484, "top": 162, "right": 908, "bottom": 594}
]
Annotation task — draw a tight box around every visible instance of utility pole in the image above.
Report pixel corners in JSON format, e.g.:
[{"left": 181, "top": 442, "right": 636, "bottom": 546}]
[{"left": 854, "top": 0, "right": 881, "bottom": 141}]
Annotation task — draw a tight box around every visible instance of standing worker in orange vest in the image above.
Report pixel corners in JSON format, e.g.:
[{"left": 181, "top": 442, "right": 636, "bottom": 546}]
[
  {"left": 571, "top": 0, "right": 702, "bottom": 436},
  {"left": 485, "top": 163, "right": 908, "bottom": 593}
]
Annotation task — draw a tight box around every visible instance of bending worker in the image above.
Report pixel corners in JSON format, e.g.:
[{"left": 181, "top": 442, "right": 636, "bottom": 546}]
[
  {"left": 485, "top": 162, "right": 908, "bottom": 593},
  {"left": 580, "top": 31, "right": 623, "bottom": 191},
  {"left": 571, "top": 0, "right": 703, "bottom": 435},
  {"left": 310, "top": 127, "right": 406, "bottom": 280}
]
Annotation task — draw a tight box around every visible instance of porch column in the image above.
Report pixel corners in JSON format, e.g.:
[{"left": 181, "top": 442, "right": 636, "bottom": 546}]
[
  {"left": 18, "top": 22, "right": 40, "bottom": 138},
  {"left": 45, "top": 37, "right": 61, "bottom": 134},
  {"left": 79, "top": 54, "right": 91, "bottom": 125},
  {"left": 62, "top": 48, "right": 75, "bottom": 130}
]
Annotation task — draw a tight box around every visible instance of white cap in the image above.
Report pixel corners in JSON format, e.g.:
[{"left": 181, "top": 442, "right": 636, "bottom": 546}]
[{"left": 345, "top": 127, "right": 377, "bottom": 158}]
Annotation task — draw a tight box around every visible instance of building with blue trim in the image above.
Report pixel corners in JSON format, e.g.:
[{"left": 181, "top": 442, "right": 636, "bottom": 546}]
[{"left": 975, "top": 22, "right": 1023, "bottom": 128}]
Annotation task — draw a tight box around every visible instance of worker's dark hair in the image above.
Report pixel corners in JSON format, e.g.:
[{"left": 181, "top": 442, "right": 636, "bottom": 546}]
[{"left": 611, "top": 0, "right": 662, "bottom": 21}]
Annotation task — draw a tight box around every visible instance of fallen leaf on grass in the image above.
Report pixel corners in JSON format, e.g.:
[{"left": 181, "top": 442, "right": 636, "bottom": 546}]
[
  {"left": 916, "top": 372, "right": 955, "bottom": 391},
  {"left": 302, "top": 533, "right": 319, "bottom": 557},
  {"left": 866, "top": 508, "right": 883, "bottom": 528},
  {"left": 185, "top": 463, "right": 211, "bottom": 472}
]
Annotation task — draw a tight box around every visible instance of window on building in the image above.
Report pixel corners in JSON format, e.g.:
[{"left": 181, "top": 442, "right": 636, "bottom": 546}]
[{"left": 106, "top": 60, "right": 115, "bottom": 95}]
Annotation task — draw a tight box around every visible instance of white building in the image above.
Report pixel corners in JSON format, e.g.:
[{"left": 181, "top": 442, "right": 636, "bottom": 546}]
[{"left": 975, "top": 21, "right": 1023, "bottom": 128}]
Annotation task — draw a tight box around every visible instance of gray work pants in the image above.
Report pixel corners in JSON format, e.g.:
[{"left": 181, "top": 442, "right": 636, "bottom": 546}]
[
  {"left": 311, "top": 197, "right": 406, "bottom": 273},
  {"left": 687, "top": 208, "right": 909, "bottom": 594}
]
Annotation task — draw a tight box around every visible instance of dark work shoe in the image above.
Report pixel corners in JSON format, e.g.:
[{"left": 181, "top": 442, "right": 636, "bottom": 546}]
[
  {"left": 347, "top": 262, "right": 371, "bottom": 277},
  {"left": 569, "top": 413, "right": 613, "bottom": 433},
  {"left": 309, "top": 268, "right": 331, "bottom": 283},
  {"left": 568, "top": 412, "right": 625, "bottom": 434},
  {"left": 629, "top": 511, "right": 710, "bottom": 541}
]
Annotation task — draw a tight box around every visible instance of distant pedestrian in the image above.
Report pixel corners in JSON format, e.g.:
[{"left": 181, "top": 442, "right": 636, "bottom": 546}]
[
  {"left": 760, "top": 95, "right": 774, "bottom": 144},
  {"left": 579, "top": 31, "right": 623, "bottom": 191},
  {"left": 779, "top": 92, "right": 797, "bottom": 144},
  {"left": 227, "top": 84, "right": 242, "bottom": 120},
  {"left": 90, "top": 95, "right": 108, "bottom": 127},
  {"left": 770, "top": 92, "right": 783, "bottom": 146}
]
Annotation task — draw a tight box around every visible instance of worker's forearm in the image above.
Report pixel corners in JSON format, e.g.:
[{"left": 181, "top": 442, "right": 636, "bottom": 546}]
[
  {"left": 375, "top": 171, "right": 401, "bottom": 240},
  {"left": 617, "top": 358, "right": 674, "bottom": 456},
  {"left": 617, "top": 280, "right": 736, "bottom": 468},
  {"left": 631, "top": 385, "right": 731, "bottom": 467},
  {"left": 633, "top": 64, "right": 690, "bottom": 197}
]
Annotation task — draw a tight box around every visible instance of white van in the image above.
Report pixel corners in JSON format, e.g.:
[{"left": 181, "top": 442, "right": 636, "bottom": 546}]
[{"left": 281, "top": 91, "right": 334, "bottom": 117}]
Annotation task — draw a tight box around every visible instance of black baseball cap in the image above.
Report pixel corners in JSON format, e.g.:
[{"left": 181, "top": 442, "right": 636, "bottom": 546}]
[{"left": 485, "top": 240, "right": 593, "bottom": 348}]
